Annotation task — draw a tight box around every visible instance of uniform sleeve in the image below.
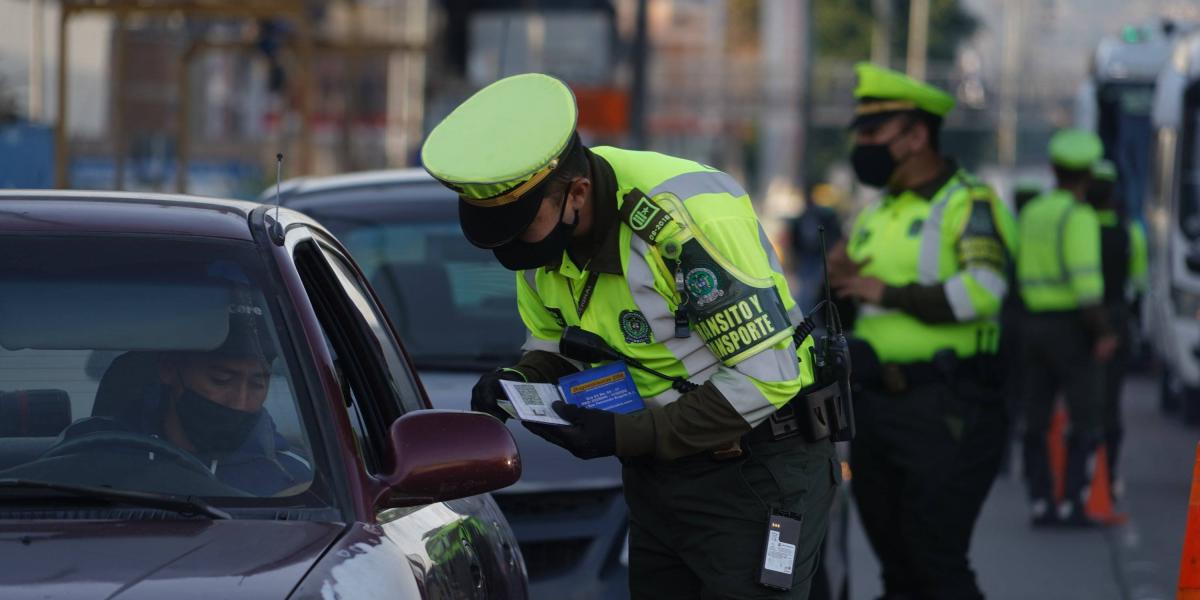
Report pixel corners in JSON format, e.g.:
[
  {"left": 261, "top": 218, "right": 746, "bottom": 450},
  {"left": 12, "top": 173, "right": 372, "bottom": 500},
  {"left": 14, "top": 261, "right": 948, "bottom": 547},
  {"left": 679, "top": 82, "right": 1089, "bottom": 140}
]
[
  {"left": 1064, "top": 207, "right": 1103, "bottom": 307},
  {"left": 1129, "top": 222, "right": 1149, "bottom": 295},
  {"left": 937, "top": 189, "right": 1017, "bottom": 321},
  {"left": 514, "top": 269, "right": 583, "bottom": 380},
  {"left": 613, "top": 192, "right": 815, "bottom": 460}
]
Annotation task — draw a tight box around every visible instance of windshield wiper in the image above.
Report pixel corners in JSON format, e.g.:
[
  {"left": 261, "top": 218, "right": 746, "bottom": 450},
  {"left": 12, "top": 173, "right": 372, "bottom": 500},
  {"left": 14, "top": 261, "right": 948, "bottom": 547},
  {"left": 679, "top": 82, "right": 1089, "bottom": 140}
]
[{"left": 0, "top": 479, "right": 232, "bottom": 519}]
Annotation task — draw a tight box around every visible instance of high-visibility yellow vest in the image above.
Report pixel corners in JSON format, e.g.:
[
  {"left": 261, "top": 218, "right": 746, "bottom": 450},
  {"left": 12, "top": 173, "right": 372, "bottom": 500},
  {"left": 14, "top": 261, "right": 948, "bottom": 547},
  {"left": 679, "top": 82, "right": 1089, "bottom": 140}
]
[
  {"left": 516, "top": 146, "right": 815, "bottom": 425},
  {"left": 847, "top": 169, "right": 1017, "bottom": 363},
  {"left": 1017, "top": 189, "right": 1103, "bottom": 311}
]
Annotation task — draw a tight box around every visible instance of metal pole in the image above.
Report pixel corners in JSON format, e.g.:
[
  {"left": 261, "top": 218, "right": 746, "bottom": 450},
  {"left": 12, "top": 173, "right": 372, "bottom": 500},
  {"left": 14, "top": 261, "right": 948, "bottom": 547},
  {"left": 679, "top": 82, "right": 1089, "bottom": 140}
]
[
  {"left": 54, "top": 6, "right": 69, "bottom": 188},
  {"left": 629, "top": 0, "right": 648, "bottom": 149},
  {"left": 112, "top": 15, "right": 127, "bottom": 190},
  {"left": 30, "top": 0, "right": 45, "bottom": 121},
  {"left": 177, "top": 45, "right": 193, "bottom": 193},
  {"left": 998, "top": 0, "right": 1023, "bottom": 167},
  {"left": 906, "top": 0, "right": 929, "bottom": 80},
  {"left": 870, "top": 0, "right": 892, "bottom": 67}
]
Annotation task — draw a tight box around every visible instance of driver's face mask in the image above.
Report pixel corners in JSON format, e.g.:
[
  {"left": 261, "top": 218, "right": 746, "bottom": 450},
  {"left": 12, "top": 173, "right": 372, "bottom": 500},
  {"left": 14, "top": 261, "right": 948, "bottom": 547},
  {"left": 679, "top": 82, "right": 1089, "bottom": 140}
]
[{"left": 173, "top": 378, "right": 262, "bottom": 457}]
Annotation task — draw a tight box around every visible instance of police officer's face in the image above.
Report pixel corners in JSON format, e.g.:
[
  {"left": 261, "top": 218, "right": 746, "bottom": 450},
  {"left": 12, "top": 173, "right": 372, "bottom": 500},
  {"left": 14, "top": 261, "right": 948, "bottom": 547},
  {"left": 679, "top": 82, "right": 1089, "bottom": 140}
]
[
  {"left": 518, "top": 177, "right": 591, "bottom": 243},
  {"left": 162, "top": 356, "right": 271, "bottom": 413},
  {"left": 854, "top": 115, "right": 921, "bottom": 156}
]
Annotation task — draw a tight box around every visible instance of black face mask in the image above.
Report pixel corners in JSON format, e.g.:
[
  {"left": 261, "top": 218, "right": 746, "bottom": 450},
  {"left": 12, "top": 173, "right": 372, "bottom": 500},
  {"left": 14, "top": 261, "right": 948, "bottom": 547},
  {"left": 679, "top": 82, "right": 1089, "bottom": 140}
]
[
  {"left": 174, "top": 384, "right": 262, "bottom": 457},
  {"left": 850, "top": 125, "right": 912, "bottom": 189},
  {"left": 493, "top": 187, "right": 578, "bottom": 271}
]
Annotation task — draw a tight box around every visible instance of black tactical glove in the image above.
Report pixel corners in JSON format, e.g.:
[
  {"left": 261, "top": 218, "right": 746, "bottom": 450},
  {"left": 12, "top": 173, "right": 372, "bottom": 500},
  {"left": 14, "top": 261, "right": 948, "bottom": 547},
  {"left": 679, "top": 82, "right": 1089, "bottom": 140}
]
[
  {"left": 523, "top": 401, "right": 616, "bottom": 459},
  {"left": 471, "top": 369, "right": 525, "bottom": 423}
]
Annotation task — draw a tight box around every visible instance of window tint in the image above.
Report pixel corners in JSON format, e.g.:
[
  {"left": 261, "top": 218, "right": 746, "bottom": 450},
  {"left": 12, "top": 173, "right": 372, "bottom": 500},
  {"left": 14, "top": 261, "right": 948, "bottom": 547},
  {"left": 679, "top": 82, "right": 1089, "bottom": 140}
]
[
  {"left": 0, "top": 236, "right": 318, "bottom": 501},
  {"left": 1181, "top": 84, "right": 1200, "bottom": 240}
]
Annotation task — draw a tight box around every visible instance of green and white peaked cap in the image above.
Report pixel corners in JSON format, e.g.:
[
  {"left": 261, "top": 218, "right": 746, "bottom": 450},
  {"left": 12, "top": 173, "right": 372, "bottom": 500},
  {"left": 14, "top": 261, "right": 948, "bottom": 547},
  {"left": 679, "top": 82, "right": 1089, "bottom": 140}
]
[{"left": 421, "top": 73, "right": 579, "bottom": 248}]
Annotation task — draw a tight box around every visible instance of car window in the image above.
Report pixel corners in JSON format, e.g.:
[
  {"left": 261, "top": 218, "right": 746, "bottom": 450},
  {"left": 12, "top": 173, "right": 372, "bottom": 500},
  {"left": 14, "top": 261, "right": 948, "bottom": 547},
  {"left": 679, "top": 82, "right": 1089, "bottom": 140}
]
[
  {"left": 316, "top": 218, "right": 526, "bottom": 371},
  {"left": 293, "top": 237, "right": 403, "bottom": 474},
  {"left": 1180, "top": 85, "right": 1200, "bottom": 240},
  {"left": 0, "top": 235, "right": 320, "bottom": 502}
]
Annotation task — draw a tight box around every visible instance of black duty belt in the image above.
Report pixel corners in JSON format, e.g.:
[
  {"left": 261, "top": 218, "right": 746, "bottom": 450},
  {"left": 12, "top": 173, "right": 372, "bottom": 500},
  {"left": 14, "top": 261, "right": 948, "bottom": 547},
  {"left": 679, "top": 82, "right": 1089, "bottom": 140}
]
[{"left": 867, "top": 353, "right": 996, "bottom": 394}]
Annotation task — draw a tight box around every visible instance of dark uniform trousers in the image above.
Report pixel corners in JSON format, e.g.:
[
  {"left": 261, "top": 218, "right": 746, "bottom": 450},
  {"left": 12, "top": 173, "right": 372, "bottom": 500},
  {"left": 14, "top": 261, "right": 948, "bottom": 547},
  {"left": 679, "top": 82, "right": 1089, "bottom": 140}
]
[
  {"left": 623, "top": 436, "right": 840, "bottom": 599},
  {"left": 1101, "top": 304, "right": 1131, "bottom": 484},
  {"left": 1020, "top": 312, "right": 1104, "bottom": 505},
  {"left": 851, "top": 374, "right": 1008, "bottom": 600}
]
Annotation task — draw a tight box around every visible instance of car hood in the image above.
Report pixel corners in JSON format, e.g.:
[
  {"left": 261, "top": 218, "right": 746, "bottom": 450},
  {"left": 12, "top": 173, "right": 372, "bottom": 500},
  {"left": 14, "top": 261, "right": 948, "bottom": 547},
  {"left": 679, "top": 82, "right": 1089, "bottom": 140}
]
[
  {"left": 0, "top": 519, "right": 342, "bottom": 599},
  {"left": 419, "top": 371, "right": 622, "bottom": 492}
]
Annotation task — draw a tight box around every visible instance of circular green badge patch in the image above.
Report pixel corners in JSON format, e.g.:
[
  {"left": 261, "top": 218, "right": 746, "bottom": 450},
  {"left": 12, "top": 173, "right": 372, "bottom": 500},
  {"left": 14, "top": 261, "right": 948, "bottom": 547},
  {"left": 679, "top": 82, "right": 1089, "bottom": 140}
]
[
  {"left": 619, "top": 310, "right": 652, "bottom": 344},
  {"left": 685, "top": 267, "right": 725, "bottom": 307}
]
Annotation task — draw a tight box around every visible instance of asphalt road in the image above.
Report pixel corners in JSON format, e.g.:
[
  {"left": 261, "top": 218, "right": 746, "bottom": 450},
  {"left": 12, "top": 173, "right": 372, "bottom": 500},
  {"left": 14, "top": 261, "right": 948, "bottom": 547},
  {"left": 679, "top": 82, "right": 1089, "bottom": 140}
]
[{"left": 846, "top": 373, "right": 1193, "bottom": 600}]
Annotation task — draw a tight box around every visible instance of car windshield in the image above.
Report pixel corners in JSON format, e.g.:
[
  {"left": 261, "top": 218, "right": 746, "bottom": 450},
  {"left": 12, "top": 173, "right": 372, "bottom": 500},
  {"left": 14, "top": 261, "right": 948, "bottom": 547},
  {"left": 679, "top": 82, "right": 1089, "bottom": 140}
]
[
  {"left": 0, "top": 235, "right": 324, "bottom": 506},
  {"left": 303, "top": 196, "right": 526, "bottom": 371}
]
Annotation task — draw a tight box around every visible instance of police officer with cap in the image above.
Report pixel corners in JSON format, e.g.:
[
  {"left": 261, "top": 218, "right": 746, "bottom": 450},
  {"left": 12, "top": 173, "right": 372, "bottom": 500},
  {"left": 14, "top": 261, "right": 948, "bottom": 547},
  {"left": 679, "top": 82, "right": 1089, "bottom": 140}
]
[
  {"left": 1018, "top": 129, "right": 1117, "bottom": 527},
  {"left": 828, "top": 63, "right": 1016, "bottom": 599},
  {"left": 422, "top": 73, "right": 841, "bottom": 598}
]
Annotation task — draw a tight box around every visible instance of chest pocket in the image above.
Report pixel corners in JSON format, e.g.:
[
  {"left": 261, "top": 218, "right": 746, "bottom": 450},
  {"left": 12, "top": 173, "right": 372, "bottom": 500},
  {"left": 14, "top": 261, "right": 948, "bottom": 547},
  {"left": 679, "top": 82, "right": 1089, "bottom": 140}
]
[{"left": 907, "top": 218, "right": 925, "bottom": 237}]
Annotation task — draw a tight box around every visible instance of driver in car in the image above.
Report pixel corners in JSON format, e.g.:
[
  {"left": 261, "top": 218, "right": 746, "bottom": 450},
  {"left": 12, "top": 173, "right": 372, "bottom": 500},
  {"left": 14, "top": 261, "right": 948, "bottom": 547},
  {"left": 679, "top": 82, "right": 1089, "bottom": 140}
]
[{"left": 62, "top": 306, "right": 314, "bottom": 496}]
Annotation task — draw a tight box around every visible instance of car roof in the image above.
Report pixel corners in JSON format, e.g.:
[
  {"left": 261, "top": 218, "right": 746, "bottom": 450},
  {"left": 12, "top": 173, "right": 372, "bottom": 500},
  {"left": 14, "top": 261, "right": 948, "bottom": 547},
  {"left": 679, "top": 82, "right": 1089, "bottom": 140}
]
[
  {"left": 273, "top": 168, "right": 448, "bottom": 201},
  {"left": 0, "top": 190, "right": 291, "bottom": 241}
]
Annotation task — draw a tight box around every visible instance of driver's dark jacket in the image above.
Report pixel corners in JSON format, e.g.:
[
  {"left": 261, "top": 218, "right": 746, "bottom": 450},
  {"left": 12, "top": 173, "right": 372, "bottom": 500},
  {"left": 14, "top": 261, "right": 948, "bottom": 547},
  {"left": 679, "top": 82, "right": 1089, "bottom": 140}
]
[{"left": 61, "top": 384, "right": 313, "bottom": 496}]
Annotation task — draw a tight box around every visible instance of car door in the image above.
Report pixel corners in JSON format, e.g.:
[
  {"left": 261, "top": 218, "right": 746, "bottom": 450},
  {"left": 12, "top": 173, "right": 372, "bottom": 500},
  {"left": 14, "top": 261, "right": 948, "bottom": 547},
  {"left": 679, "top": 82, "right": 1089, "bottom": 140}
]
[{"left": 286, "top": 226, "right": 527, "bottom": 599}]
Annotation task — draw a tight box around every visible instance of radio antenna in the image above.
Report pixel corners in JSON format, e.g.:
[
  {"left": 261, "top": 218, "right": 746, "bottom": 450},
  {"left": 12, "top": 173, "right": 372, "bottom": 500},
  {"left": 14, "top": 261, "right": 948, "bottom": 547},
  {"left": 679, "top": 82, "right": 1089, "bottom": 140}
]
[{"left": 818, "top": 226, "right": 840, "bottom": 334}]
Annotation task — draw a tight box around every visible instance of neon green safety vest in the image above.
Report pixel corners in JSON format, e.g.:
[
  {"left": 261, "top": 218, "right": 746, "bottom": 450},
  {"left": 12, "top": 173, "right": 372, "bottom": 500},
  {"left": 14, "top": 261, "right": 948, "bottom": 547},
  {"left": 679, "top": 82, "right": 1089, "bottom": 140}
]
[
  {"left": 516, "top": 146, "right": 815, "bottom": 425},
  {"left": 1017, "top": 189, "right": 1103, "bottom": 311},
  {"left": 1129, "top": 220, "right": 1149, "bottom": 296},
  {"left": 847, "top": 170, "right": 1017, "bottom": 364}
]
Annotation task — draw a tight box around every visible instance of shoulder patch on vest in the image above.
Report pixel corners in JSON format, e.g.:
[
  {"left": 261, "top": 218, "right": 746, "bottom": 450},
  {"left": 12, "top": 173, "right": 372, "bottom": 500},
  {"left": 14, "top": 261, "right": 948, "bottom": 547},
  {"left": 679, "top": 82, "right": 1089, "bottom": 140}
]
[
  {"left": 620, "top": 189, "right": 673, "bottom": 244},
  {"left": 619, "top": 310, "right": 653, "bottom": 344}
]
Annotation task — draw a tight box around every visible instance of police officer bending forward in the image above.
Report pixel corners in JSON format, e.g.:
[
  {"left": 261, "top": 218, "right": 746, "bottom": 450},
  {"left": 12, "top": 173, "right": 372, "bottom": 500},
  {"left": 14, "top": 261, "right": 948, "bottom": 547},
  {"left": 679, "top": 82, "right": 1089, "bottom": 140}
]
[{"left": 420, "top": 73, "right": 841, "bottom": 599}]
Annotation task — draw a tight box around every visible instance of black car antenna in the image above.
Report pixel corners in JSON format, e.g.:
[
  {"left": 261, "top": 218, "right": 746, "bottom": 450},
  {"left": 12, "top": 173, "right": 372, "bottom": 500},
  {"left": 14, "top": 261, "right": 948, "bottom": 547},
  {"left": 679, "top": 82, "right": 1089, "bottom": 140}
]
[{"left": 269, "top": 152, "right": 285, "bottom": 245}]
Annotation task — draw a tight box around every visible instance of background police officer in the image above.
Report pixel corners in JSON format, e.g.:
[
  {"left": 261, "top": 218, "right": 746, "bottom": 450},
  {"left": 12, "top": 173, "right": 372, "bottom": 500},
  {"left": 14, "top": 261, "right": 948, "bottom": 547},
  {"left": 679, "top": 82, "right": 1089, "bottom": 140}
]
[
  {"left": 829, "top": 63, "right": 1016, "bottom": 600},
  {"left": 1018, "top": 129, "right": 1118, "bottom": 527},
  {"left": 1087, "top": 158, "right": 1146, "bottom": 501},
  {"left": 420, "top": 73, "right": 839, "bottom": 599}
]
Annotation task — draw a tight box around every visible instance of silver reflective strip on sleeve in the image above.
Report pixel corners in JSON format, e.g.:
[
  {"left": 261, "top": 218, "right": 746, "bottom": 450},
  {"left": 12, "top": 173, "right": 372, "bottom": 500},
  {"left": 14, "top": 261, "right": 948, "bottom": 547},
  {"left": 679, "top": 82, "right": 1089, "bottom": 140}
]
[
  {"left": 970, "top": 267, "right": 1008, "bottom": 298},
  {"left": 521, "top": 334, "right": 559, "bottom": 354},
  {"left": 859, "top": 303, "right": 894, "bottom": 317},
  {"left": 788, "top": 304, "right": 805, "bottom": 324},
  {"left": 945, "top": 275, "right": 977, "bottom": 321},
  {"left": 733, "top": 341, "right": 799, "bottom": 382},
  {"left": 626, "top": 237, "right": 717, "bottom": 377},
  {"left": 648, "top": 170, "right": 748, "bottom": 200},
  {"left": 758, "top": 224, "right": 785, "bottom": 276},
  {"left": 916, "top": 181, "right": 967, "bottom": 284},
  {"left": 522, "top": 269, "right": 538, "bottom": 292},
  {"left": 710, "top": 366, "right": 776, "bottom": 428}
]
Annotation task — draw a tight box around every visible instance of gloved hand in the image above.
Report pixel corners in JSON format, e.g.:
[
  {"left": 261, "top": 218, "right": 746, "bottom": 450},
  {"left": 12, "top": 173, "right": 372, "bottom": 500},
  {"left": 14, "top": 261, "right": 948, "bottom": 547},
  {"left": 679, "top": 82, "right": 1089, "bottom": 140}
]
[
  {"left": 471, "top": 369, "right": 525, "bottom": 423},
  {"left": 523, "top": 401, "right": 616, "bottom": 459}
]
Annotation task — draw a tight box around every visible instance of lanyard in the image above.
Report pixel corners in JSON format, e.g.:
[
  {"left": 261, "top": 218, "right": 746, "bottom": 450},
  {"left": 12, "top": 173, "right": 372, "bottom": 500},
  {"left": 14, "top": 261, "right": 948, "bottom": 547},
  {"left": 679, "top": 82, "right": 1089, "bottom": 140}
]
[{"left": 568, "top": 271, "right": 602, "bottom": 319}]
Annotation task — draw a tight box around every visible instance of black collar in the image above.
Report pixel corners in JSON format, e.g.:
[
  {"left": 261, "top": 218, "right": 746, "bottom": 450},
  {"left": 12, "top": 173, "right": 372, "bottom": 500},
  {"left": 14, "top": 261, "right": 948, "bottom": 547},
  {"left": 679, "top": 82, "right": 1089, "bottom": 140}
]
[
  {"left": 566, "top": 149, "right": 623, "bottom": 275},
  {"left": 892, "top": 158, "right": 958, "bottom": 201}
]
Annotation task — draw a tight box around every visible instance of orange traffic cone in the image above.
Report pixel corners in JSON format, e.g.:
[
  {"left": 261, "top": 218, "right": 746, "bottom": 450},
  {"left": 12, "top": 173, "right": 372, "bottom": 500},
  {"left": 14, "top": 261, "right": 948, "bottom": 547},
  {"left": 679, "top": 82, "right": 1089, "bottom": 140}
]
[
  {"left": 1047, "top": 404, "right": 1068, "bottom": 502},
  {"left": 1178, "top": 443, "right": 1200, "bottom": 599},
  {"left": 1085, "top": 445, "right": 1127, "bottom": 525}
]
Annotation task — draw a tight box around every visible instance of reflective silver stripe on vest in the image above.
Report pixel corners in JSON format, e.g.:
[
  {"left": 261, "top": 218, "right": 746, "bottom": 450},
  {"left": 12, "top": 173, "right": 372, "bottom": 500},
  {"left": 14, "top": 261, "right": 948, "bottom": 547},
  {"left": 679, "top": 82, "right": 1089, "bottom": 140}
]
[
  {"left": 521, "top": 333, "right": 559, "bottom": 354},
  {"left": 970, "top": 267, "right": 1008, "bottom": 298},
  {"left": 916, "top": 178, "right": 969, "bottom": 284},
  {"left": 627, "top": 237, "right": 800, "bottom": 387},
  {"left": 945, "top": 275, "right": 976, "bottom": 321},
  {"left": 648, "top": 170, "right": 748, "bottom": 200},
  {"left": 711, "top": 367, "right": 776, "bottom": 428}
]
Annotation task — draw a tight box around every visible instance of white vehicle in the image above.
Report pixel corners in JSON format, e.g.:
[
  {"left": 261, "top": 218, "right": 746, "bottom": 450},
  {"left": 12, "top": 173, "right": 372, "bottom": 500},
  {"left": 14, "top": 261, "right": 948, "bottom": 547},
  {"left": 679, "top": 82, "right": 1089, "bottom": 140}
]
[{"left": 1146, "top": 29, "right": 1200, "bottom": 423}]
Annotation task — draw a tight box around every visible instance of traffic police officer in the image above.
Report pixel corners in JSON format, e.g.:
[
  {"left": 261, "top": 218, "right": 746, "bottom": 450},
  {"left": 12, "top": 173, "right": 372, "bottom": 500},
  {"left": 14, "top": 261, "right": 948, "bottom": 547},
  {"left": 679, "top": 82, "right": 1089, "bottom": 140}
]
[
  {"left": 830, "top": 63, "right": 1016, "bottom": 600},
  {"left": 1087, "top": 159, "right": 1147, "bottom": 499},
  {"left": 1018, "top": 129, "right": 1118, "bottom": 527},
  {"left": 420, "top": 73, "right": 841, "bottom": 599}
]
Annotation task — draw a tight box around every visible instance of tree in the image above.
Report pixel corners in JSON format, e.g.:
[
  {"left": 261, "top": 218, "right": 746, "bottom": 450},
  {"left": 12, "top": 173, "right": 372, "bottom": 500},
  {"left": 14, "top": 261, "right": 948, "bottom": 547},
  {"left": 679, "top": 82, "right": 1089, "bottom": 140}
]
[{"left": 813, "top": 0, "right": 979, "bottom": 65}]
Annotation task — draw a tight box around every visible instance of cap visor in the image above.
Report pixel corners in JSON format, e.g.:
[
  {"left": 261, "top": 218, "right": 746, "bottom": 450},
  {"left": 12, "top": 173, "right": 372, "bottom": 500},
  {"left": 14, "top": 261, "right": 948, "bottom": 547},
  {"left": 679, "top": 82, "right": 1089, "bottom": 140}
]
[
  {"left": 849, "top": 110, "right": 906, "bottom": 130},
  {"left": 458, "top": 193, "right": 544, "bottom": 249}
]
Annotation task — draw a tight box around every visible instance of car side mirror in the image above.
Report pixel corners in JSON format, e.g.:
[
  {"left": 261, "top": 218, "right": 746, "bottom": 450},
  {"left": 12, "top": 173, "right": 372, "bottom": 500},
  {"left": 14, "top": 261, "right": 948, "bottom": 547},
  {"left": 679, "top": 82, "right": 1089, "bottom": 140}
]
[{"left": 378, "top": 410, "right": 521, "bottom": 508}]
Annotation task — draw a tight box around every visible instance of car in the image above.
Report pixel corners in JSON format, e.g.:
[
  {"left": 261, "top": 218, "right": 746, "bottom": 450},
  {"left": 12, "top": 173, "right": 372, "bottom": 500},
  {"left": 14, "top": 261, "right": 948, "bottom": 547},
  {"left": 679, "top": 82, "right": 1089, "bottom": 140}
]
[
  {"left": 267, "top": 169, "right": 631, "bottom": 599},
  {"left": 0, "top": 190, "right": 527, "bottom": 599}
]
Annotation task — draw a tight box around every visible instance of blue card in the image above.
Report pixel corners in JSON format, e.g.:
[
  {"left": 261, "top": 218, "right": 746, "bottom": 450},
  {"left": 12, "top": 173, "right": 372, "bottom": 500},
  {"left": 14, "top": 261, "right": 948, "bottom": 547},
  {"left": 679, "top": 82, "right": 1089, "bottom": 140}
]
[{"left": 558, "top": 362, "right": 646, "bottom": 414}]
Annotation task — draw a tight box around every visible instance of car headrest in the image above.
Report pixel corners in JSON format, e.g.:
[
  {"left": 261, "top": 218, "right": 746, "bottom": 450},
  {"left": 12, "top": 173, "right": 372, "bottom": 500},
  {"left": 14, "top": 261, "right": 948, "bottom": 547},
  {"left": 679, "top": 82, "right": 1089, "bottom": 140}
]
[
  {"left": 92, "top": 351, "right": 160, "bottom": 421},
  {"left": 0, "top": 389, "right": 71, "bottom": 437}
]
